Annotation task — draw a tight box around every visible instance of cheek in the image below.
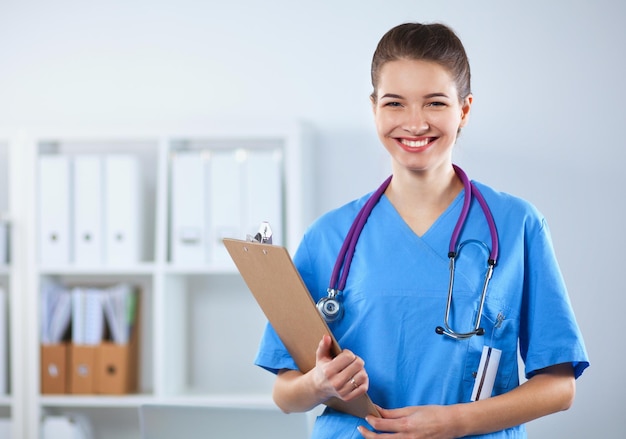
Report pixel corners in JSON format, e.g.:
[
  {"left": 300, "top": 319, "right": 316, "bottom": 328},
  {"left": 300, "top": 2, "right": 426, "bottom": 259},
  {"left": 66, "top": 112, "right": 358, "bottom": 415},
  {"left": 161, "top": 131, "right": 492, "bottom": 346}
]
[
  {"left": 374, "top": 111, "right": 397, "bottom": 134},
  {"left": 433, "top": 112, "right": 463, "bottom": 133}
]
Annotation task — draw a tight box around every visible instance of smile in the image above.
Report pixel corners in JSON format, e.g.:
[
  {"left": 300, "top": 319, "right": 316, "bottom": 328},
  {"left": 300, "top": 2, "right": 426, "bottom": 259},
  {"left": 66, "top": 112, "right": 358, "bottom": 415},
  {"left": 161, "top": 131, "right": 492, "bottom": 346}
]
[{"left": 398, "top": 137, "right": 435, "bottom": 149}]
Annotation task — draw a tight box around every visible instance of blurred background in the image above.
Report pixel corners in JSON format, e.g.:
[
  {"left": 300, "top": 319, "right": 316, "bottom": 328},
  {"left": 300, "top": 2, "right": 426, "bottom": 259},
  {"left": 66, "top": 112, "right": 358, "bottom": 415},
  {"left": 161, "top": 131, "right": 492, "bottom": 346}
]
[{"left": 1, "top": 0, "right": 624, "bottom": 436}]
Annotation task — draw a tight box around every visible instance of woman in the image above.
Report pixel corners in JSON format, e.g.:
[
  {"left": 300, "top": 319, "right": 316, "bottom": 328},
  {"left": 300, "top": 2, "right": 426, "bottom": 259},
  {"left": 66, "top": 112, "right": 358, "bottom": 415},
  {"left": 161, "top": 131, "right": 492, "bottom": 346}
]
[{"left": 255, "top": 22, "right": 589, "bottom": 438}]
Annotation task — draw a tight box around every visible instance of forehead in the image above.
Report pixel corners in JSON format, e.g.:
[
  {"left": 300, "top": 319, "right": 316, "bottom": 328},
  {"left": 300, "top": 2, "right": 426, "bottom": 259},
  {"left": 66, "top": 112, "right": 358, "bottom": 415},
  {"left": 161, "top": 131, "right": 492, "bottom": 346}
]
[{"left": 377, "top": 58, "right": 458, "bottom": 96}]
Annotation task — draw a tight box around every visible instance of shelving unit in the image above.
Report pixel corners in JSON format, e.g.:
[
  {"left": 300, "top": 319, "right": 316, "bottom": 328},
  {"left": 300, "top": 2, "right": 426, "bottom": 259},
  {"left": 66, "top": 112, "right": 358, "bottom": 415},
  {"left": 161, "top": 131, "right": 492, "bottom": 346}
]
[
  {"left": 6, "top": 122, "right": 314, "bottom": 438},
  {"left": 0, "top": 140, "right": 14, "bottom": 437}
]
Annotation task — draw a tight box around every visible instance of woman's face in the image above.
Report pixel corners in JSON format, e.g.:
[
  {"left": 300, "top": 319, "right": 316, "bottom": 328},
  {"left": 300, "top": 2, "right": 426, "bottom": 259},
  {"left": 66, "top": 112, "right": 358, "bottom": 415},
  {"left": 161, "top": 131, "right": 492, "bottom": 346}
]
[{"left": 371, "top": 58, "right": 472, "bottom": 175}]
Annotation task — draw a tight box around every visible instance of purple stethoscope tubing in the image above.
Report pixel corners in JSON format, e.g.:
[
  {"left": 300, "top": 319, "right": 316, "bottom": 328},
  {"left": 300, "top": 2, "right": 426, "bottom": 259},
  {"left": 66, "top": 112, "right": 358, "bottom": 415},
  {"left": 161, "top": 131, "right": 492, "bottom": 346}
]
[{"left": 325, "top": 165, "right": 499, "bottom": 335}]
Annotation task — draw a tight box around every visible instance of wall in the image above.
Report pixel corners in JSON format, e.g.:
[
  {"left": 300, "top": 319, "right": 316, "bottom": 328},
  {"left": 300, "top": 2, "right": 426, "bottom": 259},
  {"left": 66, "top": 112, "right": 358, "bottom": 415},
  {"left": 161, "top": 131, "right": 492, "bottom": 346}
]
[{"left": 1, "top": 0, "right": 624, "bottom": 436}]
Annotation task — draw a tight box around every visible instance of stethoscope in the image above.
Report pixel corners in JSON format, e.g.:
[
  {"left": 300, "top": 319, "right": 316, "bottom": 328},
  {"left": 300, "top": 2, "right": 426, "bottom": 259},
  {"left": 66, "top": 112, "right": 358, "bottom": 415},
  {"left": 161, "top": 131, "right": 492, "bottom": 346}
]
[{"left": 316, "top": 165, "right": 499, "bottom": 340}]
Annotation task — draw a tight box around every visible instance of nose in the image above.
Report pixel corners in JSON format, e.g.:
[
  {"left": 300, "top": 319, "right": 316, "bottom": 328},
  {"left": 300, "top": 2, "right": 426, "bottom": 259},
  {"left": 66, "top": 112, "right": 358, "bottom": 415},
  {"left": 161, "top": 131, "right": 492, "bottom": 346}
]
[{"left": 403, "top": 106, "right": 429, "bottom": 135}]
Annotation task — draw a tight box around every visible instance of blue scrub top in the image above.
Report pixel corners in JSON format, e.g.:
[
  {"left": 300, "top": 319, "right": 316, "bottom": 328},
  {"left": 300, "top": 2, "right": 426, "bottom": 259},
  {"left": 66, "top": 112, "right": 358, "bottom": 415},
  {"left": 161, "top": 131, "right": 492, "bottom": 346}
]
[{"left": 255, "top": 180, "right": 589, "bottom": 438}]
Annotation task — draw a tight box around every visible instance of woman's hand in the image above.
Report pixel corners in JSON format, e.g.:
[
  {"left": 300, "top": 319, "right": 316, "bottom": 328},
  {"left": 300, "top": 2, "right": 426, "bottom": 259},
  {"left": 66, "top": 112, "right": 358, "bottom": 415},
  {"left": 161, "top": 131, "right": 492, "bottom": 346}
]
[
  {"left": 272, "top": 335, "right": 369, "bottom": 413},
  {"left": 313, "top": 334, "right": 369, "bottom": 402},
  {"left": 357, "top": 363, "right": 576, "bottom": 438},
  {"left": 358, "top": 405, "right": 459, "bottom": 439}
]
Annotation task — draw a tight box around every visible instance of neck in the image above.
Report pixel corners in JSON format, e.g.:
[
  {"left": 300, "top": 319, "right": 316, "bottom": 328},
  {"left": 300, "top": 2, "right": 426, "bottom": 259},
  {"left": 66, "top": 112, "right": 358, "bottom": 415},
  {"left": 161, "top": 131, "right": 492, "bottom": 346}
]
[
  {"left": 384, "top": 165, "right": 464, "bottom": 236},
  {"left": 387, "top": 165, "right": 462, "bottom": 205}
]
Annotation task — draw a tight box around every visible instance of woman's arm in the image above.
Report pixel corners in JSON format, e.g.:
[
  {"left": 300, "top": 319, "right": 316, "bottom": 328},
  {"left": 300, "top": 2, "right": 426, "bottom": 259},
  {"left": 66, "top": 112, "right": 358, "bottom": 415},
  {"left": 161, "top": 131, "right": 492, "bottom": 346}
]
[
  {"left": 273, "top": 335, "right": 370, "bottom": 413},
  {"left": 359, "top": 363, "right": 575, "bottom": 438}
]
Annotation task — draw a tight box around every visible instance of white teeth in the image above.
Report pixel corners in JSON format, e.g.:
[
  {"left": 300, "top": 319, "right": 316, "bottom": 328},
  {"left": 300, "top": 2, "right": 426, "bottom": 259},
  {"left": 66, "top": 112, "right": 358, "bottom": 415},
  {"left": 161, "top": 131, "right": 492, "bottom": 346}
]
[{"left": 400, "top": 138, "right": 429, "bottom": 148}]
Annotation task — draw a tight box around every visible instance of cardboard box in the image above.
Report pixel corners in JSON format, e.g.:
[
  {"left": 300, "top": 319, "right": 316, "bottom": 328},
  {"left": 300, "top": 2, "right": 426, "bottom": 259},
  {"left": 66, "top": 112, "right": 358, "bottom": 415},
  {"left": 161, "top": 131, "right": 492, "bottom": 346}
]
[
  {"left": 95, "top": 341, "right": 138, "bottom": 394},
  {"left": 95, "top": 286, "right": 140, "bottom": 394},
  {"left": 41, "top": 286, "right": 140, "bottom": 395},
  {"left": 41, "top": 343, "right": 68, "bottom": 394},
  {"left": 68, "top": 344, "right": 97, "bottom": 394}
]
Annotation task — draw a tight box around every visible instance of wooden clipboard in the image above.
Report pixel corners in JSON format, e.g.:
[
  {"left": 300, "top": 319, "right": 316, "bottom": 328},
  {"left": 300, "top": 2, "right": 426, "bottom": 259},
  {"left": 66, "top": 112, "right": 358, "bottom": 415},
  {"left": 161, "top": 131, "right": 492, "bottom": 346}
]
[{"left": 223, "top": 238, "right": 379, "bottom": 419}]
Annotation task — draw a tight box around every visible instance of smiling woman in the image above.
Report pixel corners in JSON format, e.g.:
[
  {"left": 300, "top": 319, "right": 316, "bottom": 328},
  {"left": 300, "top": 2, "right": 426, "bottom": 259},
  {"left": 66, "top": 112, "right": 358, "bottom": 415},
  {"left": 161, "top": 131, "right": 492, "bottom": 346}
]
[{"left": 254, "top": 22, "right": 589, "bottom": 439}]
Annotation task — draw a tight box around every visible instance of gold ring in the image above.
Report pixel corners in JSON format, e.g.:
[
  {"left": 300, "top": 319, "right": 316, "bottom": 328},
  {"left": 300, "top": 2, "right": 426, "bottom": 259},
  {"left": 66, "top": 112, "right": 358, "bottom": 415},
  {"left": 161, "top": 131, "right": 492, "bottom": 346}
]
[{"left": 350, "top": 377, "right": 358, "bottom": 389}]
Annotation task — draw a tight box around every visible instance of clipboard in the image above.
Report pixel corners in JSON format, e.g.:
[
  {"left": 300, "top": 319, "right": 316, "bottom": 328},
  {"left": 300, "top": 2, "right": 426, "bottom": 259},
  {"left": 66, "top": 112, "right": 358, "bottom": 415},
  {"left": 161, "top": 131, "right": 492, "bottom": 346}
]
[{"left": 223, "top": 238, "right": 379, "bottom": 419}]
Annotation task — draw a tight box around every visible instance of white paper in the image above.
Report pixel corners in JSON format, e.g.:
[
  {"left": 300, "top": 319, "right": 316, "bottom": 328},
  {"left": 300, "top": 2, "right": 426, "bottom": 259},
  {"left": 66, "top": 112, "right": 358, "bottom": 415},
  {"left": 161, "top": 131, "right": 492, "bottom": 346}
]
[
  {"left": 471, "top": 346, "right": 502, "bottom": 401},
  {"left": 102, "top": 283, "right": 136, "bottom": 344},
  {"left": 71, "top": 288, "right": 104, "bottom": 345},
  {"left": 40, "top": 280, "right": 71, "bottom": 344},
  {"left": 242, "top": 148, "right": 284, "bottom": 245}
]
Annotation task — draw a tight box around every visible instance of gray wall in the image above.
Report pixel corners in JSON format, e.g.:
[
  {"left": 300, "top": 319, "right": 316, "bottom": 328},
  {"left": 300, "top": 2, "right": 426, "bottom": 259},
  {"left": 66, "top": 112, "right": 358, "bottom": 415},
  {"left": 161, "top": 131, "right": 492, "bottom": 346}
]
[{"left": 1, "top": 0, "right": 623, "bottom": 436}]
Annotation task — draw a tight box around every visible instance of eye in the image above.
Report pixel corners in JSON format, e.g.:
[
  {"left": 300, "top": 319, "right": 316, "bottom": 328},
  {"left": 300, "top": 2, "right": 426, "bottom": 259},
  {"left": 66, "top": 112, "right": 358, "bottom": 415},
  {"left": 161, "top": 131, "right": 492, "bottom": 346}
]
[
  {"left": 427, "top": 101, "right": 447, "bottom": 108},
  {"left": 383, "top": 101, "right": 403, "bottom": 108}
]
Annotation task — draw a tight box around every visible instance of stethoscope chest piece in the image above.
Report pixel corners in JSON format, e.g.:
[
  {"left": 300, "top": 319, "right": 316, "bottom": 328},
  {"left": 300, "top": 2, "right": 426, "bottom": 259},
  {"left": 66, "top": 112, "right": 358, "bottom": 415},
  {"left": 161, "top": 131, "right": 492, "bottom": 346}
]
[{"left": 316, "top": 289, "right": 344, "bottom": 322}]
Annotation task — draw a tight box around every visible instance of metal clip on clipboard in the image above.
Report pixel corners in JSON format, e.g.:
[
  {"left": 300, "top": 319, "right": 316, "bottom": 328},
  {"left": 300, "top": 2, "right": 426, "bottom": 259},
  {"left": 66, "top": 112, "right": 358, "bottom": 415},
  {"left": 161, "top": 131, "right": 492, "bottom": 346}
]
[{"left": 247, "top": 221, "right": 273, "bottom": 244}]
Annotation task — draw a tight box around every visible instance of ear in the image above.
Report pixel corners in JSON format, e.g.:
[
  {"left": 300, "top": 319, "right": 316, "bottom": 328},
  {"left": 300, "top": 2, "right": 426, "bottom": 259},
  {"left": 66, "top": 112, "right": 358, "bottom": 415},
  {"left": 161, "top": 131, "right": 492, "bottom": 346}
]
[
  {"left": 370, "top": 94, "right": 377, "bottom": 115},
  {"left": 459, "top": 94, "right": 473, "bottom": 128}
]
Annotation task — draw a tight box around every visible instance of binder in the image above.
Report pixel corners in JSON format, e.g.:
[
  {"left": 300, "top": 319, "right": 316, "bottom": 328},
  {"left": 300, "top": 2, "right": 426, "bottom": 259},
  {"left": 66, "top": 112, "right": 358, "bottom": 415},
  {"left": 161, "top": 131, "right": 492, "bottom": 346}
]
[
  {"left": 0, "top": 219, "right": 8, "bottom": 265},
  {"left": 103, "top": 154, "right": 143, "bottom": 265},
  {"left": 207, "top": 151, "right": 242, "bottom": 265},
  {"left": 38, "top": 155, "right": 72, "bottom": 265},
  {"left": 223, "top": 238, "right": 379, "bottom": 419},
  {"left": 170, "top": 151, "right": 206, "bottom": 265},
  {"left": 73, "top": 155, "right": 103, "bottom": 265},
  {"left": 241, "top": 149, "right": 283, "bottom": 245},
  {"left": 0, "top": 287, "right": 6, "bottom": 395}
]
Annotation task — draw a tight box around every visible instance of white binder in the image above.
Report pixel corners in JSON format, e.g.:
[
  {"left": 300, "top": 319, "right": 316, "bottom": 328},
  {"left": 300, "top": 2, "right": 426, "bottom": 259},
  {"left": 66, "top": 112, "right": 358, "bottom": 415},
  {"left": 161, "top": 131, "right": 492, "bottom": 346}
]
[
  {"left": 170, "top": 151, "right": 206, "bottom": 265},
  {"left": 38, "top": 155, "right": 72, "bottom": 265},
  {"left": 207, "top": 150, "right": 242, "bottom": 265},
  {"left": 242, "top": 149, "right": 283, "bottom": 245},
  {"left": 0, "top": 287, "right": 6, "bottom": 395},
  {"left": 103, "top": 155, "right": 143, "bottom": 265},
  {"left": 0, "top": 219, "right": 7, "bottom": 265},
  {"left": 73, "top": 155, "right": 103, "bottom": 265}
]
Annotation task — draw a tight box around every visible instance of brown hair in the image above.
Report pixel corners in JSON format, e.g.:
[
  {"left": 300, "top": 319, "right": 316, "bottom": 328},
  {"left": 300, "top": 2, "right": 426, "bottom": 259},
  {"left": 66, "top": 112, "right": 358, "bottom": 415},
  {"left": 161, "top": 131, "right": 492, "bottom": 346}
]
[{"left": 370, "top": 23, "right": 471, "bottom": 103}]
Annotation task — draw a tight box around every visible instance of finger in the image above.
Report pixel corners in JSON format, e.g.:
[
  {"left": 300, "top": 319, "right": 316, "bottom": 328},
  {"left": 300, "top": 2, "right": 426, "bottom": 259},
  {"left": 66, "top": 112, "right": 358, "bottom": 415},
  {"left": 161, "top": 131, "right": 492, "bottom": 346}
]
[
  {"left": 376, "top": 406, "right": 414, "bottom": 419},
  {"left": 316, "top": 335, "right": 333, "bottom": 363},
  {"left": 357, "top": 425, "right": 393, "bottom": 438},
  {"left": 364, "top": 414, "right": 404, "bottom": 435}
]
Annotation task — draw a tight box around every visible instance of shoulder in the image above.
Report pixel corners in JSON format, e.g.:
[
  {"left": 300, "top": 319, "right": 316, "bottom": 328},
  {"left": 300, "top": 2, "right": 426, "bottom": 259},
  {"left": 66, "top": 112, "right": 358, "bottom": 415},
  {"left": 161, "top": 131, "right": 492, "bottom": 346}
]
[
  {"left": 471, "top": 180, "right": 545, "bottom": 231},
  {"left": 302, "top": 191, "right": 372, "bottom": 243}
]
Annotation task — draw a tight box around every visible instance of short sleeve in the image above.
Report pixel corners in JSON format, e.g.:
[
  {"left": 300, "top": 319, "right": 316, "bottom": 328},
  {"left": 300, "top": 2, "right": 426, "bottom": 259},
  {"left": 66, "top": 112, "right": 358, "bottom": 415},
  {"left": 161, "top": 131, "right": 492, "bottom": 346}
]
[{"left": 519, "top": 218, "right": 589, "bottom": 379}]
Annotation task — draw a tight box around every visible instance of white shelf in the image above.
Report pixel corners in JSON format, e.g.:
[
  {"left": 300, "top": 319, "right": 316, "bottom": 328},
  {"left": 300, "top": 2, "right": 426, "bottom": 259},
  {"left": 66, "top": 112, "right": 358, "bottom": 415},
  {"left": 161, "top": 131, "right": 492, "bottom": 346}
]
[
  {"left": 38, "top": 264, "right": 158, "bottom": 276},
  {"left": 5, "top": 123, "right": 314, "bottom": 438}
]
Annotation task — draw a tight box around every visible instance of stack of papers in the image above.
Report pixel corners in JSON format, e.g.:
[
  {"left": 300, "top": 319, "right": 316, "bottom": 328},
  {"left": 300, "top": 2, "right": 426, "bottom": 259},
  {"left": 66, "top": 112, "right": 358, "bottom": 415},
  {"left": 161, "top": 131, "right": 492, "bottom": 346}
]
[
  {"left": 102, "top": 283, "right": 137, "bottom": 345},
  {"left": 41, "top": 281, "right": 137, "bottom": 346},
  {"left": 40, "top": 280, "right": 71, "bottom": 344},
  {"left": 71, "top": 288, "right": 105, "bottom": 346}
]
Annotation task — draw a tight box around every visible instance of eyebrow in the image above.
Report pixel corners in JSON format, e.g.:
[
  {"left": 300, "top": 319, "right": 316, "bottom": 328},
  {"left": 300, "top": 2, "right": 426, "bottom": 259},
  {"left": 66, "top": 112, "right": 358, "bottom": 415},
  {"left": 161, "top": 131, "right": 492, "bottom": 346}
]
[{"left": 379, "top": 92, "right": 450, "bottom": 100}]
